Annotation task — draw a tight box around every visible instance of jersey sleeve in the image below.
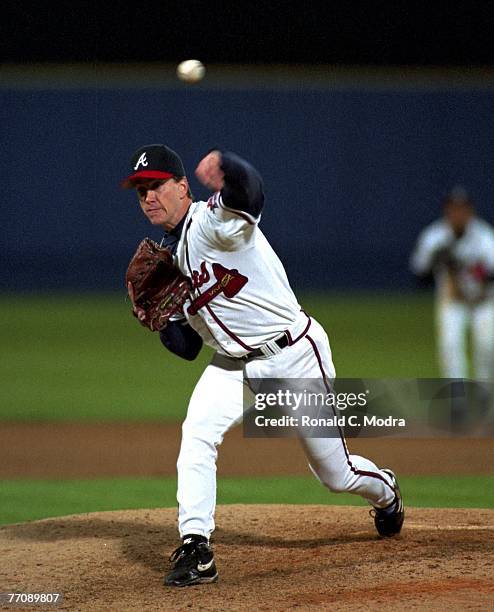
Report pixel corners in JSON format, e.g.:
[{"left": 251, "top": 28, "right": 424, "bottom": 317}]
[
  {"left": 480, "top": 227, "right": 494, "bottom": 274},
  {"left": 209, "top": 190, "right": 260, "bottom": 225},
  {"left": 201, "top": 192, "right": 257, "bottom": 250},
  {"left": 410, "top": 223, "right": 451, "bottom": 276},
  {"left": 198, "top": 151, "right": 265, "bottom": 250},
  {"left": 159, "top": 319, "right": 203, "bottom": 361},
  {"left": 219, "top": 151, "right": 264, "bottom": 219}
]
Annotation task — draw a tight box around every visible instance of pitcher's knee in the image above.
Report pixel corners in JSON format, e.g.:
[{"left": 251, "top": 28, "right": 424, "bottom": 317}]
[
  {"left": 309, "top": 462, "right": 350, "bottom": 493},
  {"left": 325, "top": 478, "right": 349, "bottom": 494}
]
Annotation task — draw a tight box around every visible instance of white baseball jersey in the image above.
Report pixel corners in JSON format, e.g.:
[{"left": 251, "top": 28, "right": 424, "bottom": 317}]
[
  {"left": 174, "top": 192, "right": 309, "bottom": 357},
  {"left": 410, "top": 217, "right": 494, "bottom": 303},
  {"left": 173, "top": 192, "right": 397, "bottom": 540}
]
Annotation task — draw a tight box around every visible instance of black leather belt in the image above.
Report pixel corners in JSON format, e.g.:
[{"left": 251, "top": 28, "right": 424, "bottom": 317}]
[{"left": 241, "top": 332, "right": 290, "bottom": 361}]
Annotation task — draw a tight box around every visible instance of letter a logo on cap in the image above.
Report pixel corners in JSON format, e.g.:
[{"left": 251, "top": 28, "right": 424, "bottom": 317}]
[{"left": 134, "top": 152, "right": 148, "bottom": 170}]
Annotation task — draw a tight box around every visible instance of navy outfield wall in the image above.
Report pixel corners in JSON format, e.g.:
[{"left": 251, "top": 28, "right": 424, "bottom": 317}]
[{"left": 2, "top": 69, "right": 494, "bottom": 291}]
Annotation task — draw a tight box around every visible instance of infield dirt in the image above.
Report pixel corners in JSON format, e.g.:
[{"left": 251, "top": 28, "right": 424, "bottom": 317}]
[
  {"left": 1, "top": 505, "right": 493, "bottom": 611},
  {"left": 0, "top": 423, "right": 493, "bottom": 478},
  {"left": 2, "top": 425, "right": 493, "bottom": 610}
]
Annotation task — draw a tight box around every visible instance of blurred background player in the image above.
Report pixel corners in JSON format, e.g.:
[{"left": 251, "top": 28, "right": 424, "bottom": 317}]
[{"left": 410, "top": 187, "right": 494, "bottom": 380}]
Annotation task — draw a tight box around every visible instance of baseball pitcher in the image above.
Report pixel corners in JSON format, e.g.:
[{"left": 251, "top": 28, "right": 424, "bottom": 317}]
[{"left": 122, "top": 144, "right": 404, "bottom": 587}]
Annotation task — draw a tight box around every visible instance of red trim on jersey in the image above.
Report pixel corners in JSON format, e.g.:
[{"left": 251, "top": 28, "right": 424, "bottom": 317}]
[
  {"left": 305, "top": 334, "right": 396, "bottom": 495},
  {"left": 286, "top": 313, "right": 311, "bottom": 345},
  {"left": 205, "top": 304, "right": 254, "bottom": 351},
  {"left": 218, "top": 196, "right": 256, "bottom": 225},
  {"left": 183, "top": 216, "right": 241, "bottom": 357}
]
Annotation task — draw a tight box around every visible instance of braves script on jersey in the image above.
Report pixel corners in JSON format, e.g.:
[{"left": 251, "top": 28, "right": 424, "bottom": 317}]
[{"left": 175, "top": 192, "right": 309, "bottom": 357}]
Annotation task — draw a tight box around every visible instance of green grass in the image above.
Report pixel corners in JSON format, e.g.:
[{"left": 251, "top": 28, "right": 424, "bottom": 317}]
[
  {"left": 301, "top": 292, "right": 438, "bottom": 378},
  {"left": 0, "top": 292, "right": 438, "bottom": 421},
  {"left": 0, "top": 475, "right": 492, "bottom": 526}
]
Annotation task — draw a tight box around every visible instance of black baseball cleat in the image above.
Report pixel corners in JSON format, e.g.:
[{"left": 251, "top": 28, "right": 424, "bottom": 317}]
[
  {"left": 371, "top": 469, "right": 405, "bottom": 537},
  {"left": 164, "top": 536, "right": 218, "bottom": 587}
]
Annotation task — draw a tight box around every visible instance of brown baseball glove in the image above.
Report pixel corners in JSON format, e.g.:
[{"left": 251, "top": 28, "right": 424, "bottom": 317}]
[{"left": 126, "top": 238, "right": 191, "bottom": 332}]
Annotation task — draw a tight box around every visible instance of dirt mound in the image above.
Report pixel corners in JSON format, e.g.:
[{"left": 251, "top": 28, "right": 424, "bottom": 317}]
[{"left": 1, "top": 505, "right": 493, "bottom": 611}]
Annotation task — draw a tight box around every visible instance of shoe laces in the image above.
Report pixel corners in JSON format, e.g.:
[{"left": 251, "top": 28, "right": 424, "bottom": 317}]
[{"left": 169, "top": 541, "right": 198, "bottom": 566}]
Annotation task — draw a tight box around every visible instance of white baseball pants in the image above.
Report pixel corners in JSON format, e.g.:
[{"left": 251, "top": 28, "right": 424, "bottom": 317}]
[
  {"left": 436, "top": 299, "right": 494, "bottom": 380},
  {"left": 176, "top": 317, "right": 396, "bottom": 539}
]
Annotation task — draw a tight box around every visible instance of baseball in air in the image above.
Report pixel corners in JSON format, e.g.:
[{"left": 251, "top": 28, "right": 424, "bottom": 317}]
[{"left": 176, "top": 59, "right": 206, "bottom": 83}]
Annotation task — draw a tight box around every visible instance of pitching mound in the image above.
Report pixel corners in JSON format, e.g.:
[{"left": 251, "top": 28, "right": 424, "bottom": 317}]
[{"left": 1, "top": 505, "right": 493, "bottom": 611}]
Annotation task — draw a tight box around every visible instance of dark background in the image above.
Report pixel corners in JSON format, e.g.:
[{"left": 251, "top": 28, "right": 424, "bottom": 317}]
[
  {"left": 2, "top": 1, "right": 493, "bottom": 66},
  {"left": 2, "top": 2, "right": 494, "bottom": 291}
]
